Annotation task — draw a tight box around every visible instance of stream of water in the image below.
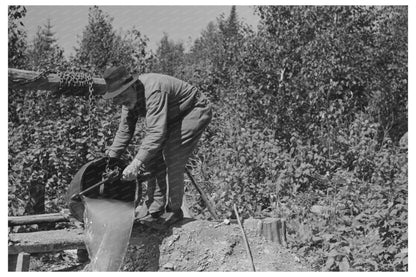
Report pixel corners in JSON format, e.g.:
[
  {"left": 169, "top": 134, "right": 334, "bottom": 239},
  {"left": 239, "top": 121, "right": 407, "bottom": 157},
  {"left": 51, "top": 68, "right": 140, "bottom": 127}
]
[{"left": 82, "top": 196, "right": 135, "bottom": 271}]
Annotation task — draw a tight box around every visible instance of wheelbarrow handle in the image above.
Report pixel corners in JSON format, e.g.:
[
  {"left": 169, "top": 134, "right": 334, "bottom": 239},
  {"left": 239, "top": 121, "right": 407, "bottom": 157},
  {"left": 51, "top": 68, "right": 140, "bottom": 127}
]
[
  {"left": 71, "top": 172, "right": 121, "bottom": 200},
  {"left": 71, "top": 171, "right": 153, "bottom": 201}
]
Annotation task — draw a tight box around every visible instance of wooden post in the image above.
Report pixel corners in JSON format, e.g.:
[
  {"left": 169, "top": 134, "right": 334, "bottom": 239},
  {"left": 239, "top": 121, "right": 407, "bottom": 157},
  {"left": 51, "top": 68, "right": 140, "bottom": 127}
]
[
  {"left": 8, "top": 253, "right": 30, "bottom": 272},
  {"left": 260, "top": 218, "right": 287, "bottom": 247}
]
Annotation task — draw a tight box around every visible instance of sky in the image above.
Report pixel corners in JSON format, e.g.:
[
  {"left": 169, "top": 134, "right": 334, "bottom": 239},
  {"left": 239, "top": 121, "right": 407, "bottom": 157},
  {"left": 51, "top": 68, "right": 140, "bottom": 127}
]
[{"left": 21, "top": 5, "right": 260, "bottom": 57}]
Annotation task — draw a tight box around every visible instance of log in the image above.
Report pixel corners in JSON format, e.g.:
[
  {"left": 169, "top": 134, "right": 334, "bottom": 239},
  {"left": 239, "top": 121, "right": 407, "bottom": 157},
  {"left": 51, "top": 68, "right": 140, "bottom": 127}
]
[
  {"left": 8, "top": 228, "right": 86, "bottom": 255},
  {"left": 260, "top": 218, "right": 287, "bottom": 246},
  {"left": 8, "top": 213, "right": 70, "bottom": 226},
  {"left": 8, "top": 68, "right": 107, "bottom": 95}
]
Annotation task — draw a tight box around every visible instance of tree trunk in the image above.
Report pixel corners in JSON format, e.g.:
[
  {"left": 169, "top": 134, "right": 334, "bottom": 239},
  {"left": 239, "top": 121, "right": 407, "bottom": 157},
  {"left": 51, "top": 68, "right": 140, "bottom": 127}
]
[
  {"left": 260, "top": 218, "right": 287, "bottom": 246},
  {"left": 8, "top": 68, "right": 107, "bottom": 96}
]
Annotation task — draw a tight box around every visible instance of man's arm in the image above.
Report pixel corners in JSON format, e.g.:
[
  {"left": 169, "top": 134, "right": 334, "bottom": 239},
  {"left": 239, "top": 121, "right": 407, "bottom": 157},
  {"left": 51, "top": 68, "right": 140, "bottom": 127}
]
[
  {"left": 107, "top": 105, "right": 139, "bottom": 158},
  {"left": 134, "top": 90, "right": 168, "bottom": 164},
  {"left": 121, "top": 90, "right": 168, "bottom": 181}
]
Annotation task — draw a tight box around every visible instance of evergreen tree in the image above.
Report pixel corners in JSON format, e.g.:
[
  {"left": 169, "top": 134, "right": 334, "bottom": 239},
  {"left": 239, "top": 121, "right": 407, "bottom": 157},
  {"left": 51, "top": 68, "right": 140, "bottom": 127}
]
[
  {"left": 154, "top": 33, "right": 185, "bottom": 76},
  {"left": 187, "top": 6, "right": 244, "bottom": 89},
  {"left": 220, "top": 5, "right": 239, "bottom": 39},
  {"left": 27, "top": 18, "right": 64, "bottom": 70}
]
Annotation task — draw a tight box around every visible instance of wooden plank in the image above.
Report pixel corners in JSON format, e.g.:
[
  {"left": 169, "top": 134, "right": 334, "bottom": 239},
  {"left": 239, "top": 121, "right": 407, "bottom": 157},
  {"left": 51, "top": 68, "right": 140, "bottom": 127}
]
[
  {"left": 16, "top": 253, "right": 31, "bottom": 271},
  {"left": 8, "top": 253, "right": 30, "bottom": 272},
  {"left": 8, "top": 228, "right": 86, "bottom": 255},
  {"left": 8, "top": 213, "right": 69, "bottom": 226},
  {"left": 8, "top": 68, "right": 107, "bottom": 95}
]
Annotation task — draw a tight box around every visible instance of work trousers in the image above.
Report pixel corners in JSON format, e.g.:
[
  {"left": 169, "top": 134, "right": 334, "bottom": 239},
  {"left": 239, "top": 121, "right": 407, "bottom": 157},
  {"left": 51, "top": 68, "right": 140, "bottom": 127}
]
[{"left": 145, "top": 98, "right": 212, "bottom": 213}]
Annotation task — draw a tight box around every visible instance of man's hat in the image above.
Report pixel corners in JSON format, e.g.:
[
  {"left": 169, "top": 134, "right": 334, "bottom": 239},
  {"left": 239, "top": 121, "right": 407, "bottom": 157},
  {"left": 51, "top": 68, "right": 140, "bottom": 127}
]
[{"left": 102, "top": 66, "right": 139, "bottom": 100}]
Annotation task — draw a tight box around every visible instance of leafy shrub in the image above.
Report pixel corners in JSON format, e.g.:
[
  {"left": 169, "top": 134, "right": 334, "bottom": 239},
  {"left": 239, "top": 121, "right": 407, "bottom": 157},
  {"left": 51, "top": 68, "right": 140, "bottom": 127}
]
[{"left": 8, "top": 89, "right": 145, "bottom": 215}]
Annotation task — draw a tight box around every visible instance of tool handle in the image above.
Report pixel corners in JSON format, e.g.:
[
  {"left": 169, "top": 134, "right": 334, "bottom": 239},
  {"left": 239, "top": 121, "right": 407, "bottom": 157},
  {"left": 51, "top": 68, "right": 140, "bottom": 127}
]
[
  {"left": 234, "top": 204, "right": 256, "bottom": 271},
  {"left": 185, "top": 168, "right": 220, "bottom": 220}
]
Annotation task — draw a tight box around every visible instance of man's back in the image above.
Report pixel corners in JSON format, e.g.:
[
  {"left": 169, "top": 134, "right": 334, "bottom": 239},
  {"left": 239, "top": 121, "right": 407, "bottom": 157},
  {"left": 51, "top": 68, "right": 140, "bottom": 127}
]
[{"left": 139, "top": 73, "right": 199, "bottom": 123}]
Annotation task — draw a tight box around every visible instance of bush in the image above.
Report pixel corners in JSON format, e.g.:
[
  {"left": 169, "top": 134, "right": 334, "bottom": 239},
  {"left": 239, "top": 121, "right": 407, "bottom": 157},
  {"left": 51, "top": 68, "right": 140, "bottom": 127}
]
[{"left": 8, "top": 89, "right": 145, "bottom": 215}]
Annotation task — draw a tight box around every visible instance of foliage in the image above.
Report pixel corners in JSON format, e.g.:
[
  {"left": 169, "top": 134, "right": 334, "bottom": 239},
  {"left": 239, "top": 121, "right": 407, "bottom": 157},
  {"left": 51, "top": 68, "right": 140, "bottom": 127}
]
[
  {"left": 73, "top": 6, "right": 117, "bottom": 74},
  {"left": 245, "top": 6, "right": 407, "bottom": 143},
  {"left": 8, "top": 5, "right": 407, "bottom": 271},
  {"left": 183, "top": 6, "right": 408, "bottom": 271},
  {"left": 153, "top": 33, "right": 185, "bottom": 76},
  {"left": 8, "top": 89, "right": 144, "bottom": 215},
  {"left": 8, "top": 6, "right": 150, "bottom": 216},
  {"left": 8, "top": 5, "right": 28, "bottom": 68},
  {"left": 73, "top": 6, "right": 154, "bottom": 75}
]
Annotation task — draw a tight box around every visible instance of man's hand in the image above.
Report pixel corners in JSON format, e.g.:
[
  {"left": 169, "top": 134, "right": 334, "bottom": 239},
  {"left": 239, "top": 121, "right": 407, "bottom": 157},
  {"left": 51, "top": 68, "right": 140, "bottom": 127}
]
[
  {"left": 105, "top": 149, "right": 119, "bottom": 158},
  {"left": 122, "top": 159, "right": 142, "bottom": 181}
]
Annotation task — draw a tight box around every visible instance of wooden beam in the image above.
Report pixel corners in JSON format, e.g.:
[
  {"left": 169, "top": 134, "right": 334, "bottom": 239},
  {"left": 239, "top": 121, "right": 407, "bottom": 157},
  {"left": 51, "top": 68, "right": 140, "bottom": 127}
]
[
  {"left": 8, "top": 213, "right": 70, "bottom": 226},
  {"left": 8, "top": 68, "right": 107, "bottom": 95},
  {"left": 8, "top": 229, "right": 86, "bottom": 255}
]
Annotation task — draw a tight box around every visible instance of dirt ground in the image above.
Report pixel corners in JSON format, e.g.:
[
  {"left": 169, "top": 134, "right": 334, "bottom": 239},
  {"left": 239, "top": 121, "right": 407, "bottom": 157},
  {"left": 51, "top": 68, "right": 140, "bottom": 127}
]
[{"left": 29, "top": 218, "right": 310, "bottom": 272}]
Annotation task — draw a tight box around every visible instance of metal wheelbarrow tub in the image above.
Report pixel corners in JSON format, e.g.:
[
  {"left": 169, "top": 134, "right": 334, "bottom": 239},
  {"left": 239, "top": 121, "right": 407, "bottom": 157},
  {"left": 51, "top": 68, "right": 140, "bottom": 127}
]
[{"left": 66, "top": 157, "right": 137, "bottom": 222}]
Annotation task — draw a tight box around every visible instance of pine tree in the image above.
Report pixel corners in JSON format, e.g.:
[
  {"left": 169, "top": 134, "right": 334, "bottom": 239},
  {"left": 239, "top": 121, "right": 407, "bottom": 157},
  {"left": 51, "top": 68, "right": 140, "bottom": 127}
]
[
  {"left": 154, "top": 33, "right": 185, "bottom": 76},
  {"left": 41, "top": 19, "right": 57, "bottom": 52},
  {"left": 220, "top": 5, "right": 239, "bottom": 39},
  {"left": 27, "top": 18, "right": 64, "bottom": 71}
]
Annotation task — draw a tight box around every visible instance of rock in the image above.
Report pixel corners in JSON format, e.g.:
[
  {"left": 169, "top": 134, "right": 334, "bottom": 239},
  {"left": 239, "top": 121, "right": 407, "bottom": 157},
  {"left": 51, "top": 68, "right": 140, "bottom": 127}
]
[
  {"left": 400, "top": 132, "right": 408, "bottom": 150},
  {"left": 163, "top": 262, "right": 174, "bottom": 270},
  {"left": 310, "top": 205, "right": 327, "bottom": 214}
]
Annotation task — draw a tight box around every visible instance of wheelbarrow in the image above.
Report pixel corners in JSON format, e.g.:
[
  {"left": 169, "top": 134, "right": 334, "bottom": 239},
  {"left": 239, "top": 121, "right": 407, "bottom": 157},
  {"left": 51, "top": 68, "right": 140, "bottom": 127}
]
[{"left": 66, "top": 157, "right": 151, "bottom": 222}]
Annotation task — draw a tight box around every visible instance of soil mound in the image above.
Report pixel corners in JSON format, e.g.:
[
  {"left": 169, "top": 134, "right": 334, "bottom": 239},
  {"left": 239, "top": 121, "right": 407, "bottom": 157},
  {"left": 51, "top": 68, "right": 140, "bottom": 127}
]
[{"left": 122, "top": 218, "right": 309, "bottom": 271}]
